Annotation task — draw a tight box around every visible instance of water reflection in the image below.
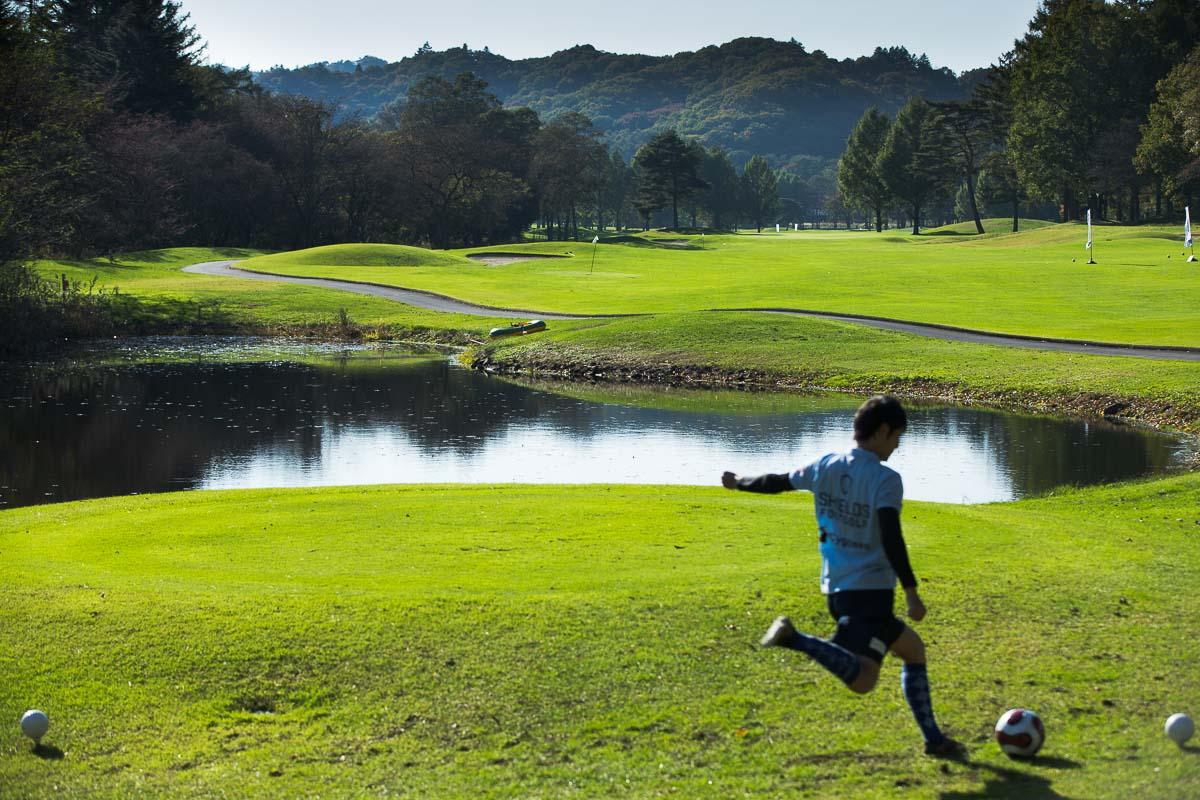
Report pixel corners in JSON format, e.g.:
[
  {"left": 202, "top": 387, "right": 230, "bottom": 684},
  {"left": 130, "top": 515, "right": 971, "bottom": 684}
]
[{"left": 0, "top": 341, "right": 1188, "bottom": 507}]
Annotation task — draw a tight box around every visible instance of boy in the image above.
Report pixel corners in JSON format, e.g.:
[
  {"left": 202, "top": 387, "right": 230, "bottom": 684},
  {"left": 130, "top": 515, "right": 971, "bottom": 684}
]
[{"left": 721, "top": 395, "right": 964, "bottom": 757}]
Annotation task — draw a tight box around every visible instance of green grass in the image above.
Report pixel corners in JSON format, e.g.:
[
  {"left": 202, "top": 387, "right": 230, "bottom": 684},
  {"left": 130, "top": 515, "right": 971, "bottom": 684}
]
[
  {"left": 236, "top": 225, "right": 1200, "bottom": 347},
  {"left": 2, "top": 476, "right": 1198, "bottom": 797},
  {"left": 921, "top": 218, "right": 1057, "bottom": 237},
  {"left": 241, "top": 243, "right": 473, "bottom": 269},
  {"left": 33, "top": 248, "right": 511, "bottom": 338},
  {"left": 480, "top": 311, "right": 1200, "bottom": 432}
]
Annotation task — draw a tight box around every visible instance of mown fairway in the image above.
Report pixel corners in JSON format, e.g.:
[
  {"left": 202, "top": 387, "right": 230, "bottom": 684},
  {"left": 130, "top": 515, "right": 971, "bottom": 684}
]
[
  {"left": 235, "top": 224, "right": 1200, "bottom": 347},
  {"left": 2, "top": 476, "right": 1198, "bottom": 798}
]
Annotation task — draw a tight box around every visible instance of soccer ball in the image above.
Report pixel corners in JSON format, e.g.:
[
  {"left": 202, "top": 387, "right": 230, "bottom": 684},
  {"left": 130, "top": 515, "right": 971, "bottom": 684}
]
[
  {"left": 1165, "top": 713, "right": 1194, "bottom": 744},
  {"left": 995, "top": 708, "right": 1044, "bottom": 759},
  {"left": 20, "top": 709, "right": 49, "bottom": 742}
]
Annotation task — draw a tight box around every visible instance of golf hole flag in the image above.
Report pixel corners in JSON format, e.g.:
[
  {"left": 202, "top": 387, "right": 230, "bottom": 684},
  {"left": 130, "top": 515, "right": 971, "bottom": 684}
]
[
  {"left": 1086, "top": 209, "right": 1093, "bottom": 250},
  {"left": 1186, "top": 207, "right": 1193, "bottom": 249}
]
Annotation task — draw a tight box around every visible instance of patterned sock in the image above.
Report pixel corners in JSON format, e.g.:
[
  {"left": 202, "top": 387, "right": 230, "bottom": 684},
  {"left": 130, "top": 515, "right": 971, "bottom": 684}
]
[
  {"left": 901, "top": 663, "right": 945, "bottom": 744},
  {"left": 785, "top": 631, "right": 862, "bottom": 685}
]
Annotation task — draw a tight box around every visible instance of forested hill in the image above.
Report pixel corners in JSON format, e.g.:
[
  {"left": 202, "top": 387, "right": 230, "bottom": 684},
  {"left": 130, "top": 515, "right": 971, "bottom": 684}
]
[{"left": 253, "top": 38, "right": 979, "bottom": 171}]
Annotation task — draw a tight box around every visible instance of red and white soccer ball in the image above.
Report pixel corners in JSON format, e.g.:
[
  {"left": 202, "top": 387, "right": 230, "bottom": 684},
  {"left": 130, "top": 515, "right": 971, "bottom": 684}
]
[{"left": 995, "top": 708, "right": 1045, "bottom": 758}]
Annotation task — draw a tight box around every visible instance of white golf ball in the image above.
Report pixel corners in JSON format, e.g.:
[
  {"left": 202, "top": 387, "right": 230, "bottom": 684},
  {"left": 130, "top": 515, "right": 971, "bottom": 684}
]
[
  {"left": 1166, "top": 713, "right": 1194, "bottom": 744},
  {"left": 20, "top": 709, "right": 49, "bottom": 741}
]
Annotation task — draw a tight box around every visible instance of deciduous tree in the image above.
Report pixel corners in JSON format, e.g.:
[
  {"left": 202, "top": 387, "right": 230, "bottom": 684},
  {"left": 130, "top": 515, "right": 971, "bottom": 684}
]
[{"left": 928, "top": 100, "right": 990, "bottom": 233}]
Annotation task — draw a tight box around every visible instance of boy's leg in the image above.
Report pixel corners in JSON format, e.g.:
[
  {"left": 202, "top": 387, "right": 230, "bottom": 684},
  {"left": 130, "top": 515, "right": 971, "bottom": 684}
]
[
  {"left": 760, "top": 616, "right": 878, "bottom": 691},
  {"left": 889, "top": 626, "right": 964, "bottom": 756}
]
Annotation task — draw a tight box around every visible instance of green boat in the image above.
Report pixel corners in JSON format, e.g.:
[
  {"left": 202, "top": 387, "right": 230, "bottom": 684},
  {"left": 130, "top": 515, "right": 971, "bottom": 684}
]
[{"left": 488, "top": 319, "right": 547, "bottom": 338}]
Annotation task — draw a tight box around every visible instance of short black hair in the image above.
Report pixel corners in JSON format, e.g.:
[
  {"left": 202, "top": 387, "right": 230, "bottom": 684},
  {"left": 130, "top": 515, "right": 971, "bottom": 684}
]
[{"left": 853, "top": 395, "right": 907, "bottom": 441}]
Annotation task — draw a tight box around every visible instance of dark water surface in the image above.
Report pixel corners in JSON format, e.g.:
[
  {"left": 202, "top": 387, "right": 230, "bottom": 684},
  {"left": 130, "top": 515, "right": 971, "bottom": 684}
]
[{"left": 0, "top": 338, "right": 1189, "bottom": 508}]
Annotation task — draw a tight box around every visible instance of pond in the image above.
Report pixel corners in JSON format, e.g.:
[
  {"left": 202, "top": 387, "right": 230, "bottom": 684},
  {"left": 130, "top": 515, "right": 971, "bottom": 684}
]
[{"left": 0, "top": 338, "right": 1189, "bottom": 508}]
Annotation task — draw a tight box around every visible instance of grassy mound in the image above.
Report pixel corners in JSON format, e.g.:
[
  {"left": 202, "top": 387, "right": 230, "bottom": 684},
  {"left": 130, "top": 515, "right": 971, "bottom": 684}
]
[
  {"left": 240, "top": 244, "right": 473, "bottom": 270},
  {"left": 1, "top": 476, "right": 1198, "bottom": 797},
  {"left": 921, "top": 218, "right": 1057, "bottom": 236}
]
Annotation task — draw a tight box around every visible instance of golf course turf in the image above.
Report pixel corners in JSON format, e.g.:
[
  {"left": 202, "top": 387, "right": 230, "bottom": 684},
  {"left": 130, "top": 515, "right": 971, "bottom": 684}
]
[
  {"left": 6, "top": 225, "right": 1197, "bottom": 796},
  {"left": 2, "top": 476, "right": 1198, "bottom": 797}
]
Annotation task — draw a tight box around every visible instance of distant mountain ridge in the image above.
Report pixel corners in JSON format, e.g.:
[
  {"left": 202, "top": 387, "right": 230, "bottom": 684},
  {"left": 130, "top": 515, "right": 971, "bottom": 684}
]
[{"left": 253, "top": 38, "right": 981, "bottom": 172}]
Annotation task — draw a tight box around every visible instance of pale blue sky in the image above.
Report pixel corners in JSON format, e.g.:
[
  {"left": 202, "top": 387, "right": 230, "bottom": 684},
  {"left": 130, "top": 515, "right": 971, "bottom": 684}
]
[{"left": 181, "top": 0, "right": 1042, "bottom": 74}]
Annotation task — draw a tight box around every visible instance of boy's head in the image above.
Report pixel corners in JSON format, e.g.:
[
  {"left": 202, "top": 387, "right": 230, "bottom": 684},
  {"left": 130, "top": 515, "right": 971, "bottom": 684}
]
[{"left": 853, "top": 395, "right": 907, "bottom": 460}]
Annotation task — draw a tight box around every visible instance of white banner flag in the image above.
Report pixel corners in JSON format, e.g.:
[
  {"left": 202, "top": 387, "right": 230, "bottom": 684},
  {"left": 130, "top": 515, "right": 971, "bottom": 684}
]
[
  {"left": 592, "top": 235, "right": 599, "bottom": 244},
  {"left": 1086, "top": 209, "right": 1092, "bottom": 250},
  {"left": 1186, "top": 207, "right": 1193, "bottom": 249}
]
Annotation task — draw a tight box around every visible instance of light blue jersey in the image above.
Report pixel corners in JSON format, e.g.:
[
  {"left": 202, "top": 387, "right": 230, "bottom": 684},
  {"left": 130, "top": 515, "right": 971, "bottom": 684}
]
[{"left": 789, "top": 447, "right": 904, "bottom": 594}]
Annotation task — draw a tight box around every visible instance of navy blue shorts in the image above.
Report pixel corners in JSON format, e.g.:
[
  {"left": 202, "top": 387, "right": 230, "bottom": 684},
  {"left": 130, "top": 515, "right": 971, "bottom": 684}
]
[{"left": 826, "top": 589, "right": 906, "bottom": 664}]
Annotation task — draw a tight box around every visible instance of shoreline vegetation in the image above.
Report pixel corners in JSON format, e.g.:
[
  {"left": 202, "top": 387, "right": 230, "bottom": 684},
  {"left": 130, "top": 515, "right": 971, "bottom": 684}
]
[{"left": 466, "top": 342, "right": 1200, "bottom": 441}]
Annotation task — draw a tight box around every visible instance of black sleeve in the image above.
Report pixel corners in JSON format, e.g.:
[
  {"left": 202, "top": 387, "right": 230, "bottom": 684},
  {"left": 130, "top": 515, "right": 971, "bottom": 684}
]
[
  {"left": 878, "top": 507, "right": 918, "bottom": 589},
  {"left": 735, "top": 473, "right": 794, "bottom": 494}
]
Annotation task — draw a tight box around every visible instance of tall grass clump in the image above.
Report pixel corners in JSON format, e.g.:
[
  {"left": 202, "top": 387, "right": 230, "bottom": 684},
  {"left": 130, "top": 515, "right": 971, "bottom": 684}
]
[{"left": 0, "top": 262, "right": 140, "bottom": 356}]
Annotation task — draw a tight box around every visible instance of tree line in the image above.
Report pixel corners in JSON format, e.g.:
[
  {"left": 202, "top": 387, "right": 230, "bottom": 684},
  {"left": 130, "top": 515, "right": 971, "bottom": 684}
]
[
  {"left": 837, "top": 0, "right": 1200, "bottom": 233},
  {"left": 0, "top": 0, "right": 795, "bottom": 267}
]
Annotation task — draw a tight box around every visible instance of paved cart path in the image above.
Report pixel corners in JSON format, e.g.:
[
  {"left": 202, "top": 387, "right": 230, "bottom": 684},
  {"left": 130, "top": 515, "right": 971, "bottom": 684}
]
[{"left": 183, "top": 260, "right": 1200, "bottom": 361}]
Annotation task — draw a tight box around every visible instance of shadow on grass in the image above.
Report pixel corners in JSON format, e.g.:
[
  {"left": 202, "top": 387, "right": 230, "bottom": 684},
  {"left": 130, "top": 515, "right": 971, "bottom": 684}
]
[
  {"left": 211, "top": 247, "right": 263, "bottom": 259},
  {"left": 940, "top": 756, "right": 1083, "bottom": 800},
  {"left": 602, "top": 235, "right": 664, "bottom": 247},
  {"left": 111, "top": 247, "right": 260, "bottom": 266},
  {"left": 129, "top": 297, "right": 240, "bottom": 333},
  {"left": 34, "top": 743, "right": 64, "bottom": 760}
]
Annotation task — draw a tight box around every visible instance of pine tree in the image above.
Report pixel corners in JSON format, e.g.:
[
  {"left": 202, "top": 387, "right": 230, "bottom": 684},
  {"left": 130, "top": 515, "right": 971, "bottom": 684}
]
[
  {"left": 47, "top": 0, "right": 203, "bottom": 119},
  {"left": 878, "top": 98, "right": 952, "bottom": 235},
  {"left": 740, "top": 155, "right": 779, "bottom": 232},
  {"left": 837, "top": 108, "right": 892, "bottom": 232},
  {"left": 633, "top": 129, "right": 707, "bottom": 230}
]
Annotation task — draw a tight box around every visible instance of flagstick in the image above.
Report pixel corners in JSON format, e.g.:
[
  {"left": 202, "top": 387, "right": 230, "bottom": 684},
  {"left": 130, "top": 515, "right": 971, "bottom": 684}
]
[
  {"left": 1085, "top": 208, "right": 1096, "bottom": 264},
  {"left": 1184, "top": 206, "right": 1195, "bottom": 262}
]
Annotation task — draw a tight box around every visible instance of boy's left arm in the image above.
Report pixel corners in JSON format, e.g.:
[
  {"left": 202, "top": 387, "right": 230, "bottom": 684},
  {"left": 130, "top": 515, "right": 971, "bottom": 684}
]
[{"left": 879, "top": 507, "right": 926, "bottom": 621}]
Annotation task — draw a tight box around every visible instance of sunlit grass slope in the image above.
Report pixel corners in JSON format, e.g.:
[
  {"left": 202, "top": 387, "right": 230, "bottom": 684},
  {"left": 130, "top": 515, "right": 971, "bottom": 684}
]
[
  {"left": 241, "top": 225, "right": 1200, "bottom": 346},
  {"left": 921, "top": 217, "right": 1057, "bottom": 236},
  {"left": 241, "top": 243, "right": 473, "bottom": 269},
  {"left": 1, "top": 475, "right": 1198, "bottom": 798}
]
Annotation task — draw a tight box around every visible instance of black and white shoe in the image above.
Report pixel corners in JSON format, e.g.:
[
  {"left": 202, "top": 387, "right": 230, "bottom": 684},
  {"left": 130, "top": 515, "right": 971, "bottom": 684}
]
[{"left": 759, "top": 616, "right": 797, "bottom": 648}]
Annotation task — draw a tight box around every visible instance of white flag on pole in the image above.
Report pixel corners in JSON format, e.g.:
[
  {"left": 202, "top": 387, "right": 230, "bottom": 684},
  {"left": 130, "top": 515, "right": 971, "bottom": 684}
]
[
  {"left": 1085, "top": 209, "right": 1092, "bottom": 250},
  {"left": 592, "top": 235, "right": 599, "bottom": 244},
  {"left": 1186, "top": 207, "right": 1193, "bottom": 249}
]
